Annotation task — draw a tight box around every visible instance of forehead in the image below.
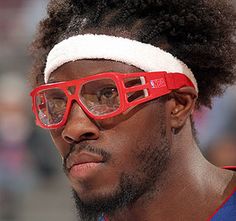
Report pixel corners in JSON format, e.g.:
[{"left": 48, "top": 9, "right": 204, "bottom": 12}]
[{"left": 48, "top": 59, "right": 143, "bottom": 83}]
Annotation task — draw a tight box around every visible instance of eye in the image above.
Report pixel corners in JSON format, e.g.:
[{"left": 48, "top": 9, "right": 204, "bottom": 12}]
[
  {"left": 48, "top": 98, "right": 66, "bottom": 110},
  {"left": 45, "top": 92, "right": 67, "bottom": 114},
  {"left": 98, "top": 87, "right": 118, "bottom": 101},
  {"left": 46, "top": 98, "right": 66, "bottom": 123}
]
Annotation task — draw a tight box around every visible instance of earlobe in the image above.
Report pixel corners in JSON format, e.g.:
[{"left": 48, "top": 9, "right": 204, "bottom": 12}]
[{"left": 169, "top": 87, "right": 198, "bottom": 130}]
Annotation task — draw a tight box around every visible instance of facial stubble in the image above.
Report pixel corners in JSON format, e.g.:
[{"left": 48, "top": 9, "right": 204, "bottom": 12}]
[{"left": 71, "top": 109, "right": 171, "bottom": 220}]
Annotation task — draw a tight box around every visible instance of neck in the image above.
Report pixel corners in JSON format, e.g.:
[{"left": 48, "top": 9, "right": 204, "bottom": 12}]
[{"left": 108, "top": 119, "right": 235, "bottom": 221}]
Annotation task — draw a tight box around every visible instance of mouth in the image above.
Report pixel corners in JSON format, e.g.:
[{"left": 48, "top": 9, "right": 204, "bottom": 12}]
[{"left": 66, "top": 151, "right": 105, "bottom": 179}]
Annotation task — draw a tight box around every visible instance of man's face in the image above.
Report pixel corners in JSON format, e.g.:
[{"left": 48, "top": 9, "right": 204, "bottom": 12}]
[{"left": 49, "top": 60, "right": 171, "bottom": 218}]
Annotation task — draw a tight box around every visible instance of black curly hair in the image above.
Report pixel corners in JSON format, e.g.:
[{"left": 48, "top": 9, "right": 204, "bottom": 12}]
[{"left": 30, "top": 0, "right": 236, "bottom": 108}]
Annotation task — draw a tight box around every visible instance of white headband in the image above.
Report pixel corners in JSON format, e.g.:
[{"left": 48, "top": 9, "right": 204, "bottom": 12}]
[{"left": 44, "top": 34, "right": 198, "bottom": 92}]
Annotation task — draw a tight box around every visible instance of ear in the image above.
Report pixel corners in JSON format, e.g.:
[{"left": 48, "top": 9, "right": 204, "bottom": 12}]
[{"left": 168, "top": 87, "right": 198, "bottom": 130}]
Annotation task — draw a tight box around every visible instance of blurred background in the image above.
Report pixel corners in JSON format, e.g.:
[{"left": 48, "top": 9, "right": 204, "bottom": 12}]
[{"left": 0, "top": 0, "right": 235, "bottom": 220}]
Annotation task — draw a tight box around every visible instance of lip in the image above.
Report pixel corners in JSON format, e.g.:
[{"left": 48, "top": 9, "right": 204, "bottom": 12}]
[{"left": 66, "top": 152, "right": 105, "bottom": 179}]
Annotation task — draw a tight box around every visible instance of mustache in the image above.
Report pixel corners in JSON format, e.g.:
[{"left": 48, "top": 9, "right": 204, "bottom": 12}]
[{"left": 63, "top": 142, "right": 111, "bottom": 172}]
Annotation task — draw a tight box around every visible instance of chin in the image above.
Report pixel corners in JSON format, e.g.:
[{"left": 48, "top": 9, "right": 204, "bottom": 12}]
[
  {"left": 71, "top": 185, "right": 123, "bottom": 221},
  {"left": 72, "top": 180, "right": 120, "bottom": 203}
]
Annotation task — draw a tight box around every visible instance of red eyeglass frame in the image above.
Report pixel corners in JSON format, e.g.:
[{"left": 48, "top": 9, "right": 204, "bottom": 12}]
[{"left": 30, "top": 71, "right": 195, "bottom": 129}]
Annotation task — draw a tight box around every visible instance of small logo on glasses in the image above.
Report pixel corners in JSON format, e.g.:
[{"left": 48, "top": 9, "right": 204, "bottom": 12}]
[{"left": 150, "top": 78, "right": 167, "bottom": 88}]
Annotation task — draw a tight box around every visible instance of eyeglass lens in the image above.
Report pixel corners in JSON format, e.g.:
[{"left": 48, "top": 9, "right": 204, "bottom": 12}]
[
  {"left": 36, "top": 88, "right": 68, "bottom": 126},
  {"left": 79, "top": 79, "right": 120, "bottom": 116},
  {"left": 35, "top": 78, "right": 121, "bottom": 126}
]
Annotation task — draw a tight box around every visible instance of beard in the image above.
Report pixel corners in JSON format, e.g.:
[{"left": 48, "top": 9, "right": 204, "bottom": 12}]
[{"left": 71, "top": 117, "right": 171, "bottom": 221}]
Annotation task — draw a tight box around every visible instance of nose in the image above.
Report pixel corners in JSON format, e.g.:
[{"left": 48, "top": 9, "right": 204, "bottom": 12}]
[{"left": 62, "top": 102, "right": 100, "bottom": 144}]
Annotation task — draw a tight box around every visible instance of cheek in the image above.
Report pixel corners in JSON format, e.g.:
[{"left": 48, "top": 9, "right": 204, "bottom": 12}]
[{"left": 105, "top": 104, "right": 165, "bottom": 168}]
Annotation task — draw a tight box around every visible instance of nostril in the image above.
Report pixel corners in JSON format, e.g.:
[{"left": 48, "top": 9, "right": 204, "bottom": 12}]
[
  {"left": 63, "top": 132, "right": 98, "bottom": 144},
  {"left": 87, "top": 132, "right": 95, "bottom": 137},
  {"left": 81, "top": 132, "right": 97, "bottom": 140}
]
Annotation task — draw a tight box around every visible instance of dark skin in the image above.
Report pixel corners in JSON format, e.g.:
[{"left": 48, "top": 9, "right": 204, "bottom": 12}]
[{"left": 49, "top": 59, "right": 236, "bottom": 221}]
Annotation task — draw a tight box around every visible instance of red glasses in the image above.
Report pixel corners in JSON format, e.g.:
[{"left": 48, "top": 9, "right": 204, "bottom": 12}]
[{"left": 30, "top": 71, "right": 195, "bottom": 129}]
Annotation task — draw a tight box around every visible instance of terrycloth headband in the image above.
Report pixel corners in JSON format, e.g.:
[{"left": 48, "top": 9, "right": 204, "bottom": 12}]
[{"left": 44, "top": 34, "right": 198, "bottom": 92}]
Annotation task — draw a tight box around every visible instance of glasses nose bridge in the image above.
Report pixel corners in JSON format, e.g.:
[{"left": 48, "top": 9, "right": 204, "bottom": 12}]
[
  {"left": 67, "top": 82, "right": 88, "bottom": 111},
  {"left": 63, "top": 84, "right": 85, "bottom": 123},
  {"left": 66, "top": 83, "right": 80, "bottom": 101},
  {"left": 68, "top": 93, "right": 81, "bottom": 108}
]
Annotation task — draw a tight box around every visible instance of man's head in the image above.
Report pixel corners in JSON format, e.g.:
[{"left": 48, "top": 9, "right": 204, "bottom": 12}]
[
  {"left": 37, "top": 59, "right": 177, "bottom": 220},
  {"left": 30, "top": 0, "right": 236, "bottom": 220}
]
